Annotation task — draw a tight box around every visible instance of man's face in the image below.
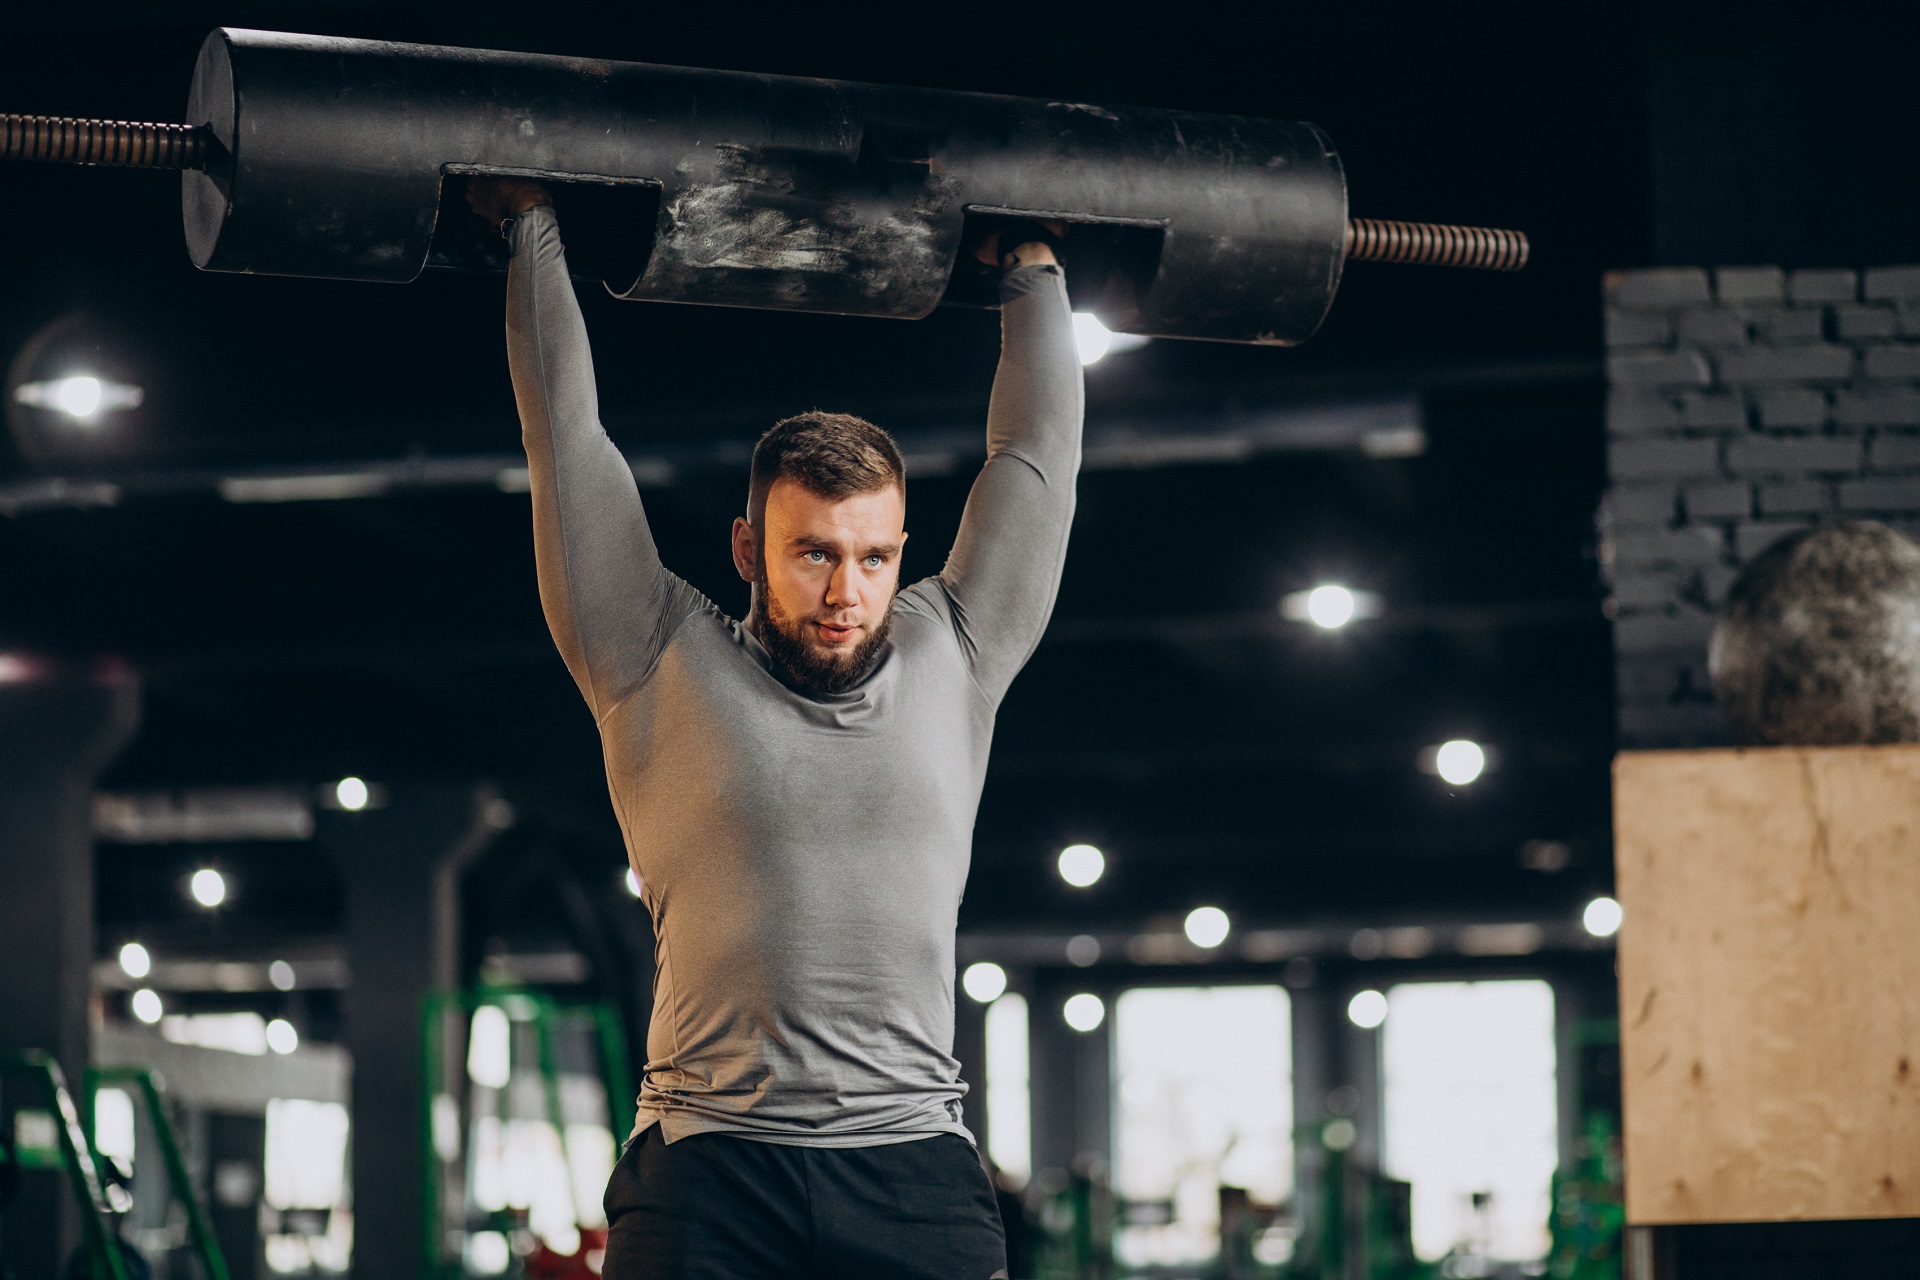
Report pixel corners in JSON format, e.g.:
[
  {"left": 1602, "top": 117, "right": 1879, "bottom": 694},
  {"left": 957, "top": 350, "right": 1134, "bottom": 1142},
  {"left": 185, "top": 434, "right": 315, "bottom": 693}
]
[{"left": 732, "top": 476, "right": 906, "bottom": 693}]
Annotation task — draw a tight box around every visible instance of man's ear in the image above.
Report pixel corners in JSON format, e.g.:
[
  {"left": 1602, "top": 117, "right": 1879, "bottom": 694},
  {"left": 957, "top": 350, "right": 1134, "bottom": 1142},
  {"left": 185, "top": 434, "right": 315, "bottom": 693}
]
[{"left": 731, "top": 516, "right": 758, "bottom": 583}]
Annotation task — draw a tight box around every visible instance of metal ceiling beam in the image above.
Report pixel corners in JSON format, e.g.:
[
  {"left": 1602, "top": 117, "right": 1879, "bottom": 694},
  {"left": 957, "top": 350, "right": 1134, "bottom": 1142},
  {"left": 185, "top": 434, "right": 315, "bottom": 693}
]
[{"left": 0, "top": 396, "right": 1421, "bottom": 516}]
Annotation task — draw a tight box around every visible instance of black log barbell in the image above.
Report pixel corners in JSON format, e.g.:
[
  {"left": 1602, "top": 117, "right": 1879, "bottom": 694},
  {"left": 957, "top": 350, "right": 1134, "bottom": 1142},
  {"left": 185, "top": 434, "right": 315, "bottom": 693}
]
[{"left": 3, "top": 29, "right": 1528, "bottom": 346}]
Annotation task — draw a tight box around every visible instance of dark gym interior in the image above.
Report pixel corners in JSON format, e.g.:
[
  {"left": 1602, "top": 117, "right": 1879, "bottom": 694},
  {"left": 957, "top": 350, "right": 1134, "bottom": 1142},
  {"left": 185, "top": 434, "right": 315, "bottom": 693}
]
[{"left": 3, "top": 2, "right": 1917, "bottom": 1278}]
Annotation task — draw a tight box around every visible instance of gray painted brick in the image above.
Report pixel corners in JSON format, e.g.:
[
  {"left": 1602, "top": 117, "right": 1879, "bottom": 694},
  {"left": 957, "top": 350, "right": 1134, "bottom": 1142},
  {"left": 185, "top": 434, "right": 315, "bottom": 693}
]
[
  {"left": 1787, "top": 268, "right": 1858, "bottom": 304},
  {"left": 1870, "top": 433, "right": 1920, "bottom": 469},
  {"left": 1864, "top": 265, "right": 1920, "bottom": 302},
  {"left": 1611, "top": 573, "right": 1685, "bottom": 608},
  {"left": 1901, "top": 304, "right": 1920, "bottom": 340},
  {"left": 1725, "top": 435, "right": 1860, "bottom": 473},
  {"left": 1735, "top": 520, "right": 1815, "bottom": 560},
  {"left": 1832, "top": 387, "right": 1920, "bottom": 427},
  {"left": 1699, "top": 563, "right": 1737, "bottom": 604},
  {"left": 1615, "top": 658, "right": 1691, "bottom": 700},
  {"left": 1614, "top": 611, "right": 1716, "bottom": 654},
  {"left": 1757, "top": 481, "right": 1831, "bottom": 515},
  {"left": 1613, "top": 525, "right": 1725, "bottom": 565},
  {"left": 1611, "top": 484, "right": 1680, "bottom": 527},
  {"left": 1833, "top": 304, "right": 1900, "bottom": 340},
  {"left": 1608, "top": 267, "right": 1712, "bottom": 309},
  {"left": 1751, "top": 306, "right": 1824, "bottom": 344},
  {"left": 1838, "top": 478, "right": 1920, "bottom": 513},
  {"left": 1609, "top": 349, "right": 1713, "bottom": 387},
  {"left": 1685, "top": 481, "right": 1752, "bottom": 519},
  {"left": 1715, "top": 265, "right": 1785, "bottom": 303},
  {"left": 1676, "top": 308, "right": 1748, "bottom": 347},
  {"left": 1758, "top": 389, "right": 1828, "bottom": 428},
  {"left": 1618, "top": 704, "right": 1728, "bottom": 747},
  {"left": 1604, "top": 308, "right": 1673, "bottom": 348},
  {"left": 1611, "top": 437, "right": 1721, "bottom": 479},
  {"left": 1607, "top": 394, "right": 1683, "bottom": 434},
  {"left": 1678, "top": 392, "right": 1747, "bottom": 429},
  {"left": 1863, "top": 344, "right": 1920, "bottom": 380},
  {"left": 1715, "top": 344, "right": 1854, "bottom": 384}
]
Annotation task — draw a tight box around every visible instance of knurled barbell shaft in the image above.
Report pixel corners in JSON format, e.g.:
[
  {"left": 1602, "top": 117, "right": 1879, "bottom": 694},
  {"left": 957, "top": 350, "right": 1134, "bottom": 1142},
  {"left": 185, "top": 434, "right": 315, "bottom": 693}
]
[
  {"left": 1, "top": 113, "right": 210, "bottom": 170},
  {"left": 1343, "top": 217, "right": 1530, "bottom": 271}
]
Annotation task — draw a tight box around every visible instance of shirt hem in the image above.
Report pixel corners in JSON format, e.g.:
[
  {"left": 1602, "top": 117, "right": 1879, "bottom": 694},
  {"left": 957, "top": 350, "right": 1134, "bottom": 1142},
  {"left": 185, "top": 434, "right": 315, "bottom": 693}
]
[{"left": 632, "top": 1111, "right": 976, "bottom": 1150}]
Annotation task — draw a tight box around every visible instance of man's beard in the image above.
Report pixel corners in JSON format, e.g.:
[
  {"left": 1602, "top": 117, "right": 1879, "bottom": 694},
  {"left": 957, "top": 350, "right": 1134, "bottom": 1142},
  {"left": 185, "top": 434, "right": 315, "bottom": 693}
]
[{"left": 752, "top": 569, "right": 894, "bottom": 695}]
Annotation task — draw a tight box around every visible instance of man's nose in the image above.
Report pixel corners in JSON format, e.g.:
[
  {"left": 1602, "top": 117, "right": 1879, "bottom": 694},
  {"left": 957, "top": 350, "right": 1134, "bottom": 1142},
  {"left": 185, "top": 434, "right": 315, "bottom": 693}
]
[{"left": 825, "top": 560, "right": 861, "bottom": 610}]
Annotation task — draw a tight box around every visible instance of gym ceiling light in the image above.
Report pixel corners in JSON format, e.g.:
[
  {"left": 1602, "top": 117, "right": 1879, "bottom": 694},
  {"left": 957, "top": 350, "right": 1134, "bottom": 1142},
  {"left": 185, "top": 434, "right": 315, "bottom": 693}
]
[
  {"left": 1057, "top": 843, "right": 1105, "bottom": 887},
  {"left": 13, "top": 374, "right": 144, "bottom": 422},
  {"left": 1418, "top": 739, "right": 1494, "bottom": 786},
  {"left": 1281, "top": 585, "right": 1383, "bottom": 629}
]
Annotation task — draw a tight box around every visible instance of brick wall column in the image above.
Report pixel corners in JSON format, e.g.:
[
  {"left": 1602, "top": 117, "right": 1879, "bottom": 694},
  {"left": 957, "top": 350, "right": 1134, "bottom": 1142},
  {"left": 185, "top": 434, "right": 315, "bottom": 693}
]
[{"left": 1602, "top": 264, "right": 1920, "bottom": 747}]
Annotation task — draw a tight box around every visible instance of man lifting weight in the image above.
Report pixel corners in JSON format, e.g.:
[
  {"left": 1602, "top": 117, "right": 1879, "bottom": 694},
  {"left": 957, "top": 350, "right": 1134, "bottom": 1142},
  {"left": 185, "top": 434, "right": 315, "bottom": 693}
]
[{"left": 467, "top": 176, "right": 1082, "bottom": 1279}]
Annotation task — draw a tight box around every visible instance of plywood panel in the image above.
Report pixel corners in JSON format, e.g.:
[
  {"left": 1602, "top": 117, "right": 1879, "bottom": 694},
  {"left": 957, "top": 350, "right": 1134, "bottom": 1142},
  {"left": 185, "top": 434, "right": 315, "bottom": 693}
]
[{"left": 1614, "top": 745, "right": 1920, "bottom": 1225}]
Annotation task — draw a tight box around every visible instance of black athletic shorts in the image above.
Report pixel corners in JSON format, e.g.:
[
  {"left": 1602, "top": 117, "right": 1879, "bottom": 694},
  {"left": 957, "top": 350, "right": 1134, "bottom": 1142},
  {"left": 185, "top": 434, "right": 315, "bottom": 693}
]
[{"left": 601, "top": 1127, "right": 1009, "bottom": 1280}]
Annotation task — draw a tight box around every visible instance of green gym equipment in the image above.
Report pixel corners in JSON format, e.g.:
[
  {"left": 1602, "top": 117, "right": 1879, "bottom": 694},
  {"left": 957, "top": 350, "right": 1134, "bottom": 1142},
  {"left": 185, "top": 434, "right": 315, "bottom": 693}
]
[{"left": 1, "top": 1052, "right": 229, "bottom": 1280}]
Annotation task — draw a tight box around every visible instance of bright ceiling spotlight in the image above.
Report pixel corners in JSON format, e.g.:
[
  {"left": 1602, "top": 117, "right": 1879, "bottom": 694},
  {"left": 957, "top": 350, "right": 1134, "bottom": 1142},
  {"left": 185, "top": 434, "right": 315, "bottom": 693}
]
[
  {"left": 1306, "top": 585, "right": 1356, "bottom": 629},
  {"left": 1057, "top": 843, "right": 1105, "bottom": 888},
  {"left": 1433, "top": 739, "right": 1487, "bottom": 786},
  {"left": 1073, "top": 313, "right": 1114, "bottom": 365},
  {"left": 1583, "top": 896, "right": 1624, "bottom": 938},
  {"left": 130, "top": 989, "right": 163, "bottom": 1025},
  {"left": 266, "top": 1018, "right": 300, "bottom": 1055},
  {"left": 55, "top": 376, "right": 100, "bottom": 417},
  {"left": 1347, "top": 988, "right": 1389, "bottom": 1029},
  {"left": 189, "top": 868, "right": 227, "bottom": 909},
  {"left": 118, "top": 941, "right": 152, "bottom": 980},
  {"left": 12, "top": 374, "right": 144, "bottom": 422},
  {"left": 1063, "top": 992, "right": 1106, "bottom": 1032},
  {"left": 1280, "top": 585, "right": 1382, "bottom": 628},
  {"left": 624, "top": 867, "right": 644, "bottom": 898},
  {"left": 7, "top": 315, "right": 149, "bottom": 467},
  {"left": 1069, "top": 313, "right": 1151, "bottom": 366},
  {"left": 962, "top": 961, "right": 1008, "bottom": 1004},
  {"left": 269, "top": 960, "right": 296, "bottom": 991},
  {"left": 1184, "top": 905, "right": 1231, "bottom": 949},
  {"left": 334, "top": 776, "right": 370, "bottom": 811}
]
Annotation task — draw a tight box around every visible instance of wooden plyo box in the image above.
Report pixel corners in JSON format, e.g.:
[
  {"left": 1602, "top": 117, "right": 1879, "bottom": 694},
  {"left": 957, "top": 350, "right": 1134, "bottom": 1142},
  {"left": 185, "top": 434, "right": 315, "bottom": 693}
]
[{"left": 1614, "top": 745, "right": 1920, "bottom": 1225}]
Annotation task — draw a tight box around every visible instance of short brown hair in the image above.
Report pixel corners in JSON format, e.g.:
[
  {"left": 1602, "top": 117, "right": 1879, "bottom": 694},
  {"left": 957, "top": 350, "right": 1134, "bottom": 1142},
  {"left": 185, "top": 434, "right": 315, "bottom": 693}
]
[{"left": 747, "top": 411, "right": 906, "bottom": 522}]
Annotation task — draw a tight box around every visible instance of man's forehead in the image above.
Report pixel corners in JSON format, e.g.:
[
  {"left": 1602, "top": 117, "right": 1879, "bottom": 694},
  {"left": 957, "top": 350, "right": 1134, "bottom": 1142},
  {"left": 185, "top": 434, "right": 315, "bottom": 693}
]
[{"left": 764, "top": 477, "right": 905, "bottom": 538}]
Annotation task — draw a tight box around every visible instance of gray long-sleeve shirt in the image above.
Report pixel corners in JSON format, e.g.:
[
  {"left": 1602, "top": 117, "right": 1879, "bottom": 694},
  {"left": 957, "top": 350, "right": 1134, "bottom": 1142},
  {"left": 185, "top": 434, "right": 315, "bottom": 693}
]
[{"left": 505, "top": 206, "right": 1082, "bottom": 1146}]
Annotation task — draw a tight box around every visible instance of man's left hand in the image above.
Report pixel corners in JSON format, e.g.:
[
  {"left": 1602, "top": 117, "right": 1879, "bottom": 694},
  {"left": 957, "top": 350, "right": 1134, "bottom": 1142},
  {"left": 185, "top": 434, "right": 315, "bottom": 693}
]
[{"left": 972, "top": 219, "right": 1065, "bottom": 270}]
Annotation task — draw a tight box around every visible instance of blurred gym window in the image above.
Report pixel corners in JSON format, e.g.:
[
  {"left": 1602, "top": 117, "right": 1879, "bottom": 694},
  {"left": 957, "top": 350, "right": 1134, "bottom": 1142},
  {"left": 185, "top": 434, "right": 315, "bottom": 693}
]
[
  {"left": 1381, "top": 980, "right": 1558, "bottom": 1263},
  {"left": 264, "top": 1098, "right": 349, "bottom": 1211},
  {"left": 984, "top": 992, "right": 1031, "bottom": 1185},
  {"left": 161, "top": 1010, "right": 269, "bottom": 1055},
  {"left": 93, "top": 1087, "right": 136, "bottom": 1166},
  {"left": 1113, "top": 985, "right": 1293, "bottom": 1267}
]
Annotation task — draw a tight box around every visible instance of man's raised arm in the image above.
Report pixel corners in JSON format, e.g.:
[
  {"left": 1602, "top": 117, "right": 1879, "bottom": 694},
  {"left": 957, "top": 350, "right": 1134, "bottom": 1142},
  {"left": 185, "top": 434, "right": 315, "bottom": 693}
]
[
  {"left": 478, "top": 180, "right": 684, "bottom": 720},
  {"left": 936, "top": 234, "right": 1086, "bottom": 704}
]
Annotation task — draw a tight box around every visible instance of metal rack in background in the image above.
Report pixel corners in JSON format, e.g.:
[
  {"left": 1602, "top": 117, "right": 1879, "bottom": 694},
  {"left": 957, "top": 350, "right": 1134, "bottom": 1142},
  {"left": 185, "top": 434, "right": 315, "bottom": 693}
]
[
  {"left": 0, "top": 1052, "right": 233, "bottom": 1280},
  {"left": 0, "top": 1051, "right": 131, "bottom": 1280},
  {"left": 419, "top": 989, "right": 634, "bottom": 1280},
  {"left": 85, "top": 1067, "right": 232, "bottom": 1280}
]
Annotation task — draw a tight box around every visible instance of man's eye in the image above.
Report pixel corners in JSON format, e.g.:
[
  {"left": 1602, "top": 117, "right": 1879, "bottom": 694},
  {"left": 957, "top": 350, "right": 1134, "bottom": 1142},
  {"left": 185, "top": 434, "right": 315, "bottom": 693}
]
[
  {"left": 865, "top": 555, "right": 884, "bottom": 569},
  {"left": 805, "top": 550, "right": 827, "bottom": 563}
]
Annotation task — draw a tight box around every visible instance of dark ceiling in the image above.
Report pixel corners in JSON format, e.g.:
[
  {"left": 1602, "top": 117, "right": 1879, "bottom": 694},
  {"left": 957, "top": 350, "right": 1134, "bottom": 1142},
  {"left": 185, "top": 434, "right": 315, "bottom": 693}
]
[{"left": 0, "top": 0, "right": 1767, "bottom": 974}]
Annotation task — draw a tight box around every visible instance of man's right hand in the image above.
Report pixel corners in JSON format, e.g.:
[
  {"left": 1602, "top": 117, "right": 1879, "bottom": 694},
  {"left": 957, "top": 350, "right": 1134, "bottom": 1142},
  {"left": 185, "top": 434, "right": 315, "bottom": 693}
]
[{"left": 466, "top": 176, "right": 552, "bottom": 228}]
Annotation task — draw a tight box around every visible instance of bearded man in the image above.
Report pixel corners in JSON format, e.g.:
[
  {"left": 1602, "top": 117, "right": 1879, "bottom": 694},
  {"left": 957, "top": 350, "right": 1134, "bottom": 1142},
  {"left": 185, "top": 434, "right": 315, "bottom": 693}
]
[{"left": 470, "top": 176, "right": 1081, "bottom": 1280}]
